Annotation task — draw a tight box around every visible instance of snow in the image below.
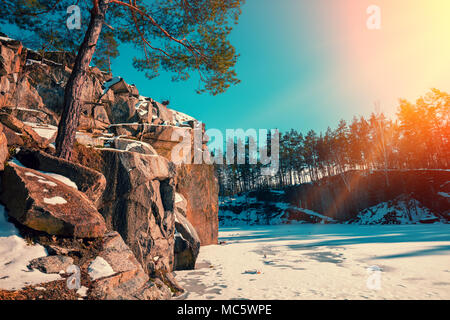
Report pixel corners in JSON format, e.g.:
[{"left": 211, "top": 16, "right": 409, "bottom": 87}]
[
  {"left": 9, "top": 158, "right": 78, "bottom": 190},
  {"left": 24, "top": 172, "right": 40, "bottom": 178},
  {"left": 88, "top": 257, "right": 115, "bottom": 280},
  {"left": 124, "top": 141, "right": 149, "bottom": 152},
  {"left": 25, "top": 59, "right": 42, "bottom": 66},
  {"left": 108, "top": 122, "right": 140, "bottom": 127},
  {"left": 42, "top": 173, "right": 77, "bottom": 190},
  {"left": 0, "top": 205, "right": 61, "bottom": 290},
  {"left": 170, "top": 108, "right": 196, "bottom": 125},
  {"left": 43, "top": 196, "right": 67, "bottom": 205},
  {"left": 0, "top": 36, "right": 14, "bottom": 42},
  {"left": 76, "top": 286, "right": 88, "bottom": 297},
  {"left": 175, "top": 193, "right": 184, "bottom": 204},
  {"left": 102, "top": 76, "right": 122, "bottom": 94},
  {"left": 351, "top": 197, "right": 440, "bottom": 224},
  {"left": 135, "top": 96, "right": 150, "bottom": 117},
  {"left": 174, "top": 224, "right": 450, "bottom": 300},
  {"left": 28, "top": 126, "right": 56, "bottom": 140},
  {"left": 38, "top": 179, "right": 57, "bottom": 187},
  {"left": 8, "top": 158, "right": 25, "bottom": 168},
  {"left": 438, "top": 192, "right": 450, "bottom": 198}
]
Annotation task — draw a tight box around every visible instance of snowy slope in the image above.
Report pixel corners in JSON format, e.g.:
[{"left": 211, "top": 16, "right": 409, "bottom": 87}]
[{"left": 348, "top": 196, "right": 442, "bottom": 225}]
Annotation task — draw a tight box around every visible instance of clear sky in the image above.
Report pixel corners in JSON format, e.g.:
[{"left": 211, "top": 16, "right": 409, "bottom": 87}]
[{"left": 111, "top": 0, "right": 450, "bottom": 134}]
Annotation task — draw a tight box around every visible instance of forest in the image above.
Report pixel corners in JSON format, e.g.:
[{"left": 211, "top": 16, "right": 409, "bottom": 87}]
[{"left": 216, "top": 89, "right": 449, "bottom": 196}]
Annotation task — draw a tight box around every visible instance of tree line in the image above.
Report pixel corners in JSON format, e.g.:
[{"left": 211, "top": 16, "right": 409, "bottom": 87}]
[{"left": 216, "top": 89, "right": 449, "bottom": 196}]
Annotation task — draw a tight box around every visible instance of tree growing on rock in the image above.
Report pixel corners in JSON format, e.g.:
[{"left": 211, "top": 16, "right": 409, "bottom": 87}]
[{"left": 1, "top": 0, "right": 244, "bottom": 159}]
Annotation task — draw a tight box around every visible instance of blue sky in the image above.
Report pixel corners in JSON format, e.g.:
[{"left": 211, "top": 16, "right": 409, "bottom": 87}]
[
  {"left": 111, "top": 0, "right": 360, "bottom": 134},
  {"left": 7, "top": 0, "right": 444, "bottom": 135}
]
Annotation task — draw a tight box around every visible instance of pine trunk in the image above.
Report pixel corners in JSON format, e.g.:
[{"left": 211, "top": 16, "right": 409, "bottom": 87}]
[{"left": 55, "top": 0, "right": 108, "bottom": 160}]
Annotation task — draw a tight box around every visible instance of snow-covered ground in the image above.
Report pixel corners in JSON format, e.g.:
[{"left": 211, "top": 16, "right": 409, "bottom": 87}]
[
  {"left": 174, "top": 224, "right": 450, "bottom": 300},
  {"left": 0, "top": 205, "right": 61, "bottom": 290}
]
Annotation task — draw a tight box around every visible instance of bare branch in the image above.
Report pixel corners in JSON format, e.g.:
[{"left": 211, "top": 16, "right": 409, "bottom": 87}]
[{"left": 110, "top": 0, "right": 206, "bottom": 60}]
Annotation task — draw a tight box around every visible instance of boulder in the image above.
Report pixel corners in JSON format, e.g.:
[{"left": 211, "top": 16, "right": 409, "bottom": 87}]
[
  {"left": 90, "top": 231, "right": 171, "bottom": 300},
  {"left": 21, "top": 123, "right": 52, "bottom": 148},
  {"left": 175, "top": 192, "right": 188, "bottom": 217},
  {"left": 109, "top": 94, "right": 137, "bottom": 123},
  {"left": 75, "top": 131, "right": 105, "bottom": 147},
  {"left": 8, "top": 106, "right": 57, "bottom": 125},
  {"left": 151, "top": 100, "right": 174, "bottom": 124},
  {"left": 100, "top": 87, "right": 115, "bottom": 104},
  {"left": 0, "top": 112, "right": 51, "bottom": 148},
  {"left": 109, "top": 78, "right": 131, "bottom": 94},
  {"left": 0, "top": 75, "right": 10, "bottom": 94},
  {"left": 78, "top": 115, "right": 96, "bottom": 131},
  {"left": 176, "top": 164, "right": 219, "bottom": 245},
  {"left": 39, "top": 51, "right": 76, "bottom": 68},
  {"left": 0, "top": 164, "right": 107, "bottom": 238},
  {"left": 15, "top": 148, "right": 106, "bottom": 208},
  {"left": 174, "top": 211, "right": 200, "bottom": 270},
  {"left": 1, "top": 123, "right": 23, "bottom": 146},
  {"left": 137, "top": 124, "right": 219, "bottom": 246},
  {"left": 98, "top": 149, "right": 176, "bottom": 274},
  {"left": 9, "top": 73, "right": 43, "bottom": 108},
  {"left": 0, "top": 123, "right": 8, "bottom": 170},
  {"left": 108, "top": 123, "right": 148, "bottom": 137},
  {"left": 78, "top": 75, "right": 105, "bottom": 110},
  {"left": 0, "top": 112, "right": 24, "bottom": 132},
  {"left": 94, "top": 105, "right": 110, "bottom": 125},
  {"left": 0, "top": 42, "right": 20, "bottom": 76},
  {"left": 141, "top": 125, "right": 192, "bottom": 159},
  {"left": 112, "top": 138, "right": 157, "bottom": 155},
  {"left": 0, "top": 76, "right": 11, "bottom": 108},
  {"left": 25, "top": 62, "right": 68, "bottom": 115},
  {"left": 28, "top": 255, "right": 74, "bottom": 274}
]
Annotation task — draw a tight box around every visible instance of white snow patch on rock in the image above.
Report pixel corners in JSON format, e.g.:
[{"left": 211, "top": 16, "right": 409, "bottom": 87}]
[
  {"left": 41, "top": 172, "right": 78, "bottom": 190},
  {"left": 38, "top": 179, "right": 57, "bottom": 187},
  {"left": 77, "top": 286, "right": 88, "bottom": 297},
  {"left": 24, "top": 123, "right": 57, "bottom": 140},
  {"left": 88, "top": 257, "right": 115, "bottom": 280},
  {"left": 175, "top": 193, "right": 184, "bottom": 204},
  {"left": 43, "top": 196, "right": 67, "bottom": 205},
  {"left": 25, "top": 172, "right": 40, "bottom": 178}
]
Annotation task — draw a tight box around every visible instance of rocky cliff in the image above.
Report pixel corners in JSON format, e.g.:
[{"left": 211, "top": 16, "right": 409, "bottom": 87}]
[{"left": 0, "top": 34, "right": 218, "bottom": 299}]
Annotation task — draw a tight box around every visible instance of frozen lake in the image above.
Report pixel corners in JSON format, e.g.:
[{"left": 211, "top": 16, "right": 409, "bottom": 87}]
[{"left": 174, "top": 224, "right": 450, "bottom": 300}]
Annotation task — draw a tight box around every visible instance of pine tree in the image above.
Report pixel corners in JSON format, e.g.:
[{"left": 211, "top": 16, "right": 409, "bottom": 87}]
[{"left": 1, "top": 0, "right": 244, "bottom": 159}]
